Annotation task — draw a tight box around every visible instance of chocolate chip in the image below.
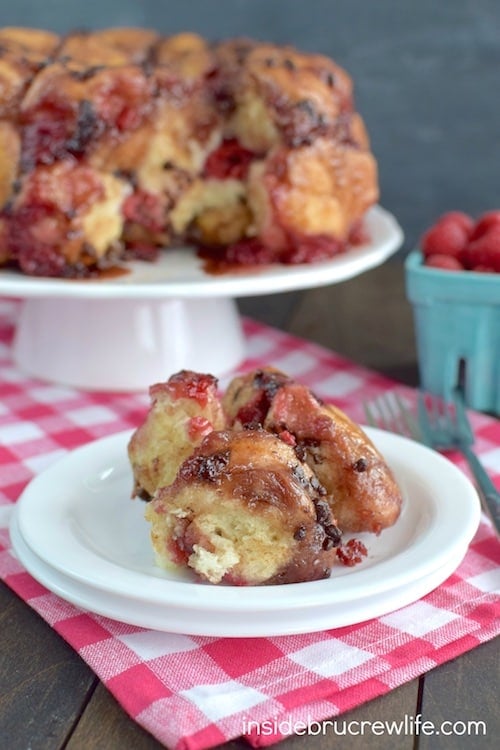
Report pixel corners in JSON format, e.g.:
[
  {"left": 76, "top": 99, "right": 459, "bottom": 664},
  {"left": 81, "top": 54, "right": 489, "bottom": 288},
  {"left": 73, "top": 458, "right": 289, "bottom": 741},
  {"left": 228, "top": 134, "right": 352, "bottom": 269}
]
[
  {"left": 70, "top": 65, "right": 103, "bottom": 81},
  {"left": 324, "top": 523, "right": 342, "bottom": 546},
  {"left": 292, "top": 463, "right": 310, "bottom": 488},
  {"left": 254, "top": 369, "right": 289, "bottom": 398},
  {"left": 314, "top": 498, "right": 330, "bottom": 525},
  {"left": 353, "top": 457, "right": 368, "bottom": 472},
  {"left": 65, "top": 99, "right": 103, "bottom": 155},
  {"left": 310, "top": 475, "right": 327, "bottom": 496},
  {"left": 179, "top": 451, "right": 230, "bottom": 482},
  {"left": 294, "top": 439, "right": 325, "bottom": 468},
  {"left": 296, "top": 99, "right": 316, "bottom": 116},
  {"left": 294, "top": 443, "right": 307, "bottom": 462},
  {"left": 294, "top": 525, "right": 307, "bottom": 540},
  {"left": 325, "top": 72, "right": 335, "bottom": 87}
]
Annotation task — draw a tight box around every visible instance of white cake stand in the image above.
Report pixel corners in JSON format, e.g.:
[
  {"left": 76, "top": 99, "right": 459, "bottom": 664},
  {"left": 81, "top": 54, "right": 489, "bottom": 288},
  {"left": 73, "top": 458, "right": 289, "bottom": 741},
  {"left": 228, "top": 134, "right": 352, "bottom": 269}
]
[{"left": 0, "top": 205, "right": 403, "bottom": 391}]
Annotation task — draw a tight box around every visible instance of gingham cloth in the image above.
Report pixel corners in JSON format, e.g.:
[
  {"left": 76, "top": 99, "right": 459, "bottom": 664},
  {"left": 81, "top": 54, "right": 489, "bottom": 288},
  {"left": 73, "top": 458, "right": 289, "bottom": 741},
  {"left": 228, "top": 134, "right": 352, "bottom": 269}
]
[{"left": 0, "top": 297, "right": 499, "bottom": 750}]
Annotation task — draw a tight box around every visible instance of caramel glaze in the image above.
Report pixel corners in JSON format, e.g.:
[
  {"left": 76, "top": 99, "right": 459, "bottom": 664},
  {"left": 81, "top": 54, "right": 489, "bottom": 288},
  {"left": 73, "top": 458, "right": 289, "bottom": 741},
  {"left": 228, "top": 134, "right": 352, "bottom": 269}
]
[{"left": 156, "top": 428, "right": 342, "bottom": 584}]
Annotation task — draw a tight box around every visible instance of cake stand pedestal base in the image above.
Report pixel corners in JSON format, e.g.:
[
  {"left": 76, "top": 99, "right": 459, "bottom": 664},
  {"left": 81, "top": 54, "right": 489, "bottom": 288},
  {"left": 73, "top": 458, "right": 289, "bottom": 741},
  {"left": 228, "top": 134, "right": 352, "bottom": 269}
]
[{"left": 13, "top": 296, "right": 245, "bottom": 392}]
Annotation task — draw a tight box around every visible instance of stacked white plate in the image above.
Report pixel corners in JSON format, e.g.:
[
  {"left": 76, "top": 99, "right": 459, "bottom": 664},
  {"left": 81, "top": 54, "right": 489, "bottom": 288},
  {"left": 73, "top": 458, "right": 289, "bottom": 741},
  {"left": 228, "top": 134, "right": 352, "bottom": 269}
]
[{"left": 10, "top": 427, "right": 481, "bottom": 637}]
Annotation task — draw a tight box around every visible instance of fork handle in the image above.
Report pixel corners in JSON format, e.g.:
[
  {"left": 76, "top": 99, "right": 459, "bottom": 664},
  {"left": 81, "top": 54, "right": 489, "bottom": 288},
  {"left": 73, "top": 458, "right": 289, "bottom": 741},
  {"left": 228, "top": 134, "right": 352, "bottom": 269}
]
[{"left": 461, "top": 444, "right": 500, "bottom": 535}]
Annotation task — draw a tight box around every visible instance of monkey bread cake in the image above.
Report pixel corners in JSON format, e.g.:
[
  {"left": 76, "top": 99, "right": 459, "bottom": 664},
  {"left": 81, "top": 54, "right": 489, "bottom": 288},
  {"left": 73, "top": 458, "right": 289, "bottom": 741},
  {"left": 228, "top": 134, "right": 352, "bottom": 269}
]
[
  {"left": 0, "top": 27, "right": 378, "bottom": 277},
  {"left": 128, "top": 368, "right": 402, "bottom": 586}
]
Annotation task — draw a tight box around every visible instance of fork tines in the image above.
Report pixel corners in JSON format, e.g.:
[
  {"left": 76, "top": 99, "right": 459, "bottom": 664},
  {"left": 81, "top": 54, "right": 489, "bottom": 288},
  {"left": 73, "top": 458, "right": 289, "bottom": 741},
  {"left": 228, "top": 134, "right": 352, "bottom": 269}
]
[{"left": 364, "top": 392, "right": 420, "bottom": 440}]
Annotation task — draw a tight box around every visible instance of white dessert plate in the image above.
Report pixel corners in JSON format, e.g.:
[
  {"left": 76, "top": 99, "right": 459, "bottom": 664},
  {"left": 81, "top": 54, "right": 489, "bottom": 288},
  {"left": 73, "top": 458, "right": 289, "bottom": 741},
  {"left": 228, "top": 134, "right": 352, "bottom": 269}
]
[
  {"left": 0, "top": 205, "right": 402, "bottom": 300},
  {"left": 9, "top": 512, "right": 468, "bottom": 636},
  {"left": 10, "top": 427, "right": 481, "bottom": 636}
]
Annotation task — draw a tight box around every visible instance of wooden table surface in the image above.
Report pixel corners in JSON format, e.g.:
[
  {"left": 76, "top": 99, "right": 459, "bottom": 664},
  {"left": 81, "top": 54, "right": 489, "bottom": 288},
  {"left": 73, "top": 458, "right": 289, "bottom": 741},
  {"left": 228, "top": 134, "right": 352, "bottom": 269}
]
[{"left": 1, "top": 261, "right": 498, "bottom": 749}]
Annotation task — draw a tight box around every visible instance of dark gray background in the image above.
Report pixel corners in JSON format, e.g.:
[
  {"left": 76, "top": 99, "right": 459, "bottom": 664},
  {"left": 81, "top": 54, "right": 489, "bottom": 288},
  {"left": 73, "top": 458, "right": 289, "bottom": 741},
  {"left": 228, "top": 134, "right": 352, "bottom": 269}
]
[{"left": 2, "top": 0, "right": 500, "bottom": 254}]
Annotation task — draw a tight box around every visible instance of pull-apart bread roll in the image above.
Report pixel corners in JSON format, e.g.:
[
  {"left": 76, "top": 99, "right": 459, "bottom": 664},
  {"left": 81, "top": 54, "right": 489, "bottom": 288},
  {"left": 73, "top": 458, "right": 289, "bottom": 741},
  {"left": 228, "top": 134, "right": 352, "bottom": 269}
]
[
  {"left": 223, "top": 367, "right": 402, "bottom": 534},
  {"left": 130, "top": 366, "right": 401, "bottom": 585},
  {"left": 0, "top": 28, "right": 378, "bottom": 276},
  {"left": 145, "top": 429, "right": 341, "bottom": 585},
  {"left": 128, "top": 370, "right": 226, "bottom": 500}
]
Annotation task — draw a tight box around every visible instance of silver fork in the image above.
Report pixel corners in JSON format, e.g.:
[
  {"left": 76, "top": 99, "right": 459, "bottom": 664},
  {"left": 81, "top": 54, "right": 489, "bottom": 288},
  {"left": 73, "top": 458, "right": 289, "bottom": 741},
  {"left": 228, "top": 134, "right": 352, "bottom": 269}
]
[
  {"left": 417, "top": 389, "right": 500, "bottom": 535},
  {"left": 364, "top": 389, "right": 500, "bottom": 536}
]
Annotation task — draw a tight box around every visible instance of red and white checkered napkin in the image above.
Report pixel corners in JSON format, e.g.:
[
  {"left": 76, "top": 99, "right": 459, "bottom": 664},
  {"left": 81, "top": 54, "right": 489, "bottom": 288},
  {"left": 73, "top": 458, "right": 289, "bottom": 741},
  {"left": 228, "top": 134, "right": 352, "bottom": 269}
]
[{"left": 1, "top": 300, "right": 499, "bottom": 750}]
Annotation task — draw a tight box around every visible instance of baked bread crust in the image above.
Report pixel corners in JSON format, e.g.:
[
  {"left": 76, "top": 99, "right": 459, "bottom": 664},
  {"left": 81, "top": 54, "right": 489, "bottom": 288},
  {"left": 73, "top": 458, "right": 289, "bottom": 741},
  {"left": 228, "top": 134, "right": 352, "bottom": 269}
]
[
  {"left": 128, "top": 370, "right": 226, "bottom": 500},
  {"left": 145, "top": 428, "right": 341, "bottom": 585},
  {"left": 223, "top": 367, "right": 402, "bottom": 534},
  {"left": 0, "top": 27, "right": 378, "bottom": 276}
]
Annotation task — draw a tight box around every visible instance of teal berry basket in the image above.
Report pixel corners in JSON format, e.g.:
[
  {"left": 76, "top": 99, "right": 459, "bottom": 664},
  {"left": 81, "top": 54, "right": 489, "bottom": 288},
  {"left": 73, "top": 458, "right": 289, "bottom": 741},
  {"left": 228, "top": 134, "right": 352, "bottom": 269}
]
[{"left": 405, "top": 250, "right": 500, "bottom": 414}]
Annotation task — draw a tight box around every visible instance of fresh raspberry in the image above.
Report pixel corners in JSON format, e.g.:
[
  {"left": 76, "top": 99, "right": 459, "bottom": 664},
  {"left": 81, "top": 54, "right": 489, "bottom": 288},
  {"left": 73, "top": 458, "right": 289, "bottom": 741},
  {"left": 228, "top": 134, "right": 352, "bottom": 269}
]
[
  {"left": 421, "top": 221, "right": 468, "bottom": 259},
  {"left": 203, "top": 139, "right": 256, "bottom": 180},
  {"left": 123, "top": 190, "right": 166, "bottom": 233},
  {"left": 424, "top": 254, "right": 464, "bottom": 271},
  {"left": 438, "top": 211, "right": 474, "bottom": 235},
  {"left": 187, "top": 416, "right": 213, "bottom": 441},
  {"left": 470, "top": 210, "right": 500, "bottom": 240},
  {"left": 337, "top": 539, "right": 368, "bottom": 567},
  {"left": 461, "top": 226, "right": 500, "bottom": 272}
]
